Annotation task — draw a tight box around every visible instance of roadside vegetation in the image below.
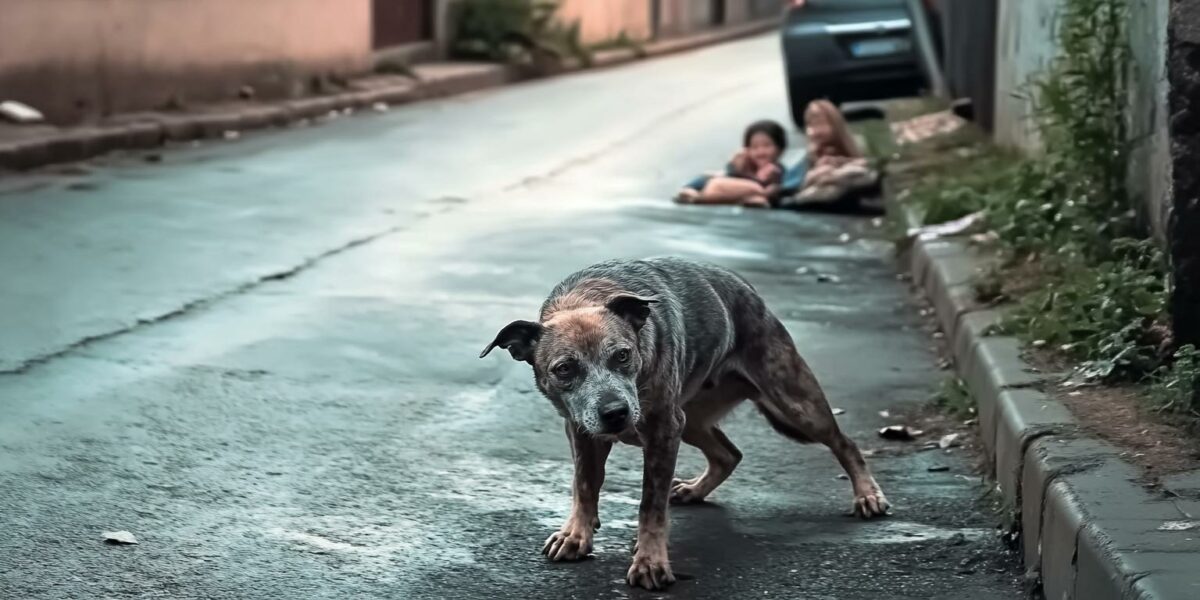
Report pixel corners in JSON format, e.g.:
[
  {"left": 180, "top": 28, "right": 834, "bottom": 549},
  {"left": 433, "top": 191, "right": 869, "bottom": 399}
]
[
  {"left": 893, "top": 0, "right": 1199, "bottom": 428},
  {"left": 452, "top": 0, "right": 592, "bottom": 68}
]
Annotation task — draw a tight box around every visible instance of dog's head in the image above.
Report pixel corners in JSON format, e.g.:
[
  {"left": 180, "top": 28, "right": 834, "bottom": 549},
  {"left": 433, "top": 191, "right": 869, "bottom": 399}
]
[{"left": 480, "top": 294, "right": 656, "bottom": 435}]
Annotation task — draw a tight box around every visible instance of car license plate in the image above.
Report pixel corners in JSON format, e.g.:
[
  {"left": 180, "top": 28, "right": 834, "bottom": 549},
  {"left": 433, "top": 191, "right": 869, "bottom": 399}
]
[{"left": 850, "top": 37, "right": 909, "bottom": 58}]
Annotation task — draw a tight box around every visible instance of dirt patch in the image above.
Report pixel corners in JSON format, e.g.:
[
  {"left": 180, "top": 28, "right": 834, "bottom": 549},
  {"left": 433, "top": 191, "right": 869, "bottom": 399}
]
[
  {"left": 879, "top": 97, "right": 951, "bottom": 123},
  {"left": 972, "top": 244, "right": 1200, "bottom": 479},
  {"left": 985, "top": 267, "right": 1200, "bottom": 478},
  {"left": 1017, "top": 345, "right": 1200, "bottom": 478},
  {"left": 1055, "top": 384, "right": 1200, "bottom": 476},
  {"left": 974, "top": 255, "right": 1047, "bottom": 305}
]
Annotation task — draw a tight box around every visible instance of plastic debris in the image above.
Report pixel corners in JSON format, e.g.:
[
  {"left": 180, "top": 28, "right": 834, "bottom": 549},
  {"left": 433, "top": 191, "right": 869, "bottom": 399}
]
[
  {"left": 102, "top": 531, "right": 139, "bottom": 545},
  {"left": 879, "top": 425, "right": 923, "bottom": 441}
]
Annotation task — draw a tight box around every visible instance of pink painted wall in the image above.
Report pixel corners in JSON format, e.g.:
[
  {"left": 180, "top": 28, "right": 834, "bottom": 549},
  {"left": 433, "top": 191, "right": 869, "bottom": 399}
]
[
  {"left": 555, "top": 0, "right": 652, "bottom": 44},
  {"left": 0, "top": 0, "right": 372, "bottom": 124}
]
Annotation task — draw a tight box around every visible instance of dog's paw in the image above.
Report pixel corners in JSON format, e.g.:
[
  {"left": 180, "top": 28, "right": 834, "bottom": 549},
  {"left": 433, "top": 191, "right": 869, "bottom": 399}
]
[
  {"left": 542, "top": 527, "right": 593, "bottom": 562},
  {"left": 669, "top": 479, "right": 708, "bottom": 504},
  {"left": 852, "top": 489, "right": 891, "bottom": 519},
  {"left": 626, "top": 551, "right": 676, "bottom": 590}
]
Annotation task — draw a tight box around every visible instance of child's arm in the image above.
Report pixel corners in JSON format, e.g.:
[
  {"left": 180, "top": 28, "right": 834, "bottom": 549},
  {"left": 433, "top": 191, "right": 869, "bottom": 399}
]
[
  {"left": 755, "top": 162, "right": 782, "bottom": 185},
  {"left": 727, "top": 151, "right": 753, "bottom": 175}
]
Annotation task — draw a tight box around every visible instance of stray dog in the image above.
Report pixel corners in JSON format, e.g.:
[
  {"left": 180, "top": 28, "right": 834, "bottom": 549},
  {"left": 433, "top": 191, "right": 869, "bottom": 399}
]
[{"left": 480, "top": 257, "right": 888, "bottom": 590}]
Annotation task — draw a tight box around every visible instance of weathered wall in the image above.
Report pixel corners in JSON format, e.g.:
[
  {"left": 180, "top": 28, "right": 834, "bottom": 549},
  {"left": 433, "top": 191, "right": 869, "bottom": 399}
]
[
  {"left": 657, "top": 0, "right": 713, "bottom": 36},
  {"left": 556, "top": 0, "right": 653, "bottom": 44},
  {"left": 656, "top": 0, "right": 779, "bottom": 37},
  {"left": 727, "top": 0, "right": 785, "bottom": 23},
  {"left": 992, "top": 0, "right": 1171, "bottom": 242},
  {"left": 1127, "top": 0, "right": 1171, "bottom": 242},
  {"left": 0, "top": 0, "right": 372, "bottom": 124},
  {"left": 941, "top": 0, "right": 997, "bottom": 131},
  {"left": 992, "top": 0, "right": 1061, "bottom": 150}
]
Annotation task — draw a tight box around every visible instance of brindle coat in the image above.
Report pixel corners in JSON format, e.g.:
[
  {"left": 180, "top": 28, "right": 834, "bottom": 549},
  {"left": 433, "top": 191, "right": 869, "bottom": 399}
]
[{"left": 481, "top": 257, "right": 887, "bottom": 590}]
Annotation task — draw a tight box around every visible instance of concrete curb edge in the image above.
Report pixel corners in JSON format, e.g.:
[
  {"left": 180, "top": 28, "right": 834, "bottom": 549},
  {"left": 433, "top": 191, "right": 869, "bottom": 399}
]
[{"left": 895, "top": 203, "right": 1200, "bottom": 600}]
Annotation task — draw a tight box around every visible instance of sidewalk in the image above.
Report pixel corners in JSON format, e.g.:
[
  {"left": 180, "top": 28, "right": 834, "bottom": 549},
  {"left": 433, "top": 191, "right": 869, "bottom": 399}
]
[
  {"left": 0, "top": 19, "right": 779, "bottom": 173},
  {"left": 885, "top": 108, "right": 1200, "bottom": 600}
]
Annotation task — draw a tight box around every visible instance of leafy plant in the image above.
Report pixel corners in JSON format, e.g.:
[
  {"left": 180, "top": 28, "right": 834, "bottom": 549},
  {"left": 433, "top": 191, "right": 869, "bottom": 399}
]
[
  {"left": 902, "top": 0, "right": 1193, "bottom": 414},
  {"left": 1002, "top": 239, "right": 1168, "bottom": 381},
  {"left": 1150, "top": 345, "right": 1200, "bottom": 417},
  {"left": 452, "top": 0, "right": 591, "bottom": 67},
  {"left": 591, "top": 31, "right": 646, "bottom": 57},
  {"left": 374, "top": 56, "right": 417, "bottom": 78},
  {"left": 907, "top": 153, "right": 1020, "bottom": 226},
  {"left": 932, "top": 377, "right": 975, "bottom": 419},
  {"left": 985, "top": 0, "right": 1134, "bottom": 261},
  {"left": 973, "top": 263, "right": 1006, "bottom": 304}
]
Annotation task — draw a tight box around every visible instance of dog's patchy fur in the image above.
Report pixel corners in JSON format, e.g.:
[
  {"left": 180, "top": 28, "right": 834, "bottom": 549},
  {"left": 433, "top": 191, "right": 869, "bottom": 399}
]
[{"left": 481, "top": 257, "right": 888, "bottom": 590}]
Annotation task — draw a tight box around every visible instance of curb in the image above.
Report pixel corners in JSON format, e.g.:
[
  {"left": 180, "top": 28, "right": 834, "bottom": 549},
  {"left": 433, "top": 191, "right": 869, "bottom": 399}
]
[
  {"left": 0, "top": 19, "right": 778, "bottom": 173},
  {"left": 895, "top": 203, "right": 1200, "bottom": 600}
]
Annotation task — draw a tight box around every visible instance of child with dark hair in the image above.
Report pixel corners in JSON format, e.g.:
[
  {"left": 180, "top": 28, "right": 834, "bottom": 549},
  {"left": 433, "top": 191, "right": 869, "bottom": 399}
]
[{"left": 675, "top": 119, "right": 788, "bottom": 208}]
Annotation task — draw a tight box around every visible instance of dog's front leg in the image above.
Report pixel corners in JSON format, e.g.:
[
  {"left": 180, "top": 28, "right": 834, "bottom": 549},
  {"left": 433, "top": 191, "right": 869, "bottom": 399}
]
[
  {"left": 627, "top": 406, "right": 683, "bottom": 590},
  {"left": 544, "top": 421, "right": 612, "bottom": 561}
]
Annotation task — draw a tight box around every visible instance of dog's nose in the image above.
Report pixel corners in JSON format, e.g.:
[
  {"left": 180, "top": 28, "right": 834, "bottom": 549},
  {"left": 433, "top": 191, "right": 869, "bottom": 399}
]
[{"left": 599, "top": 403, "right": 630, "bottom": 432}]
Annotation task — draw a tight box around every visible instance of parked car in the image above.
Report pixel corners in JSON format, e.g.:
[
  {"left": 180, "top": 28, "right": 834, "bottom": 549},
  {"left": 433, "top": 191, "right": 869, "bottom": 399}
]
[{"left": 781, "top": 0, "right": 926, "bottom": 126}]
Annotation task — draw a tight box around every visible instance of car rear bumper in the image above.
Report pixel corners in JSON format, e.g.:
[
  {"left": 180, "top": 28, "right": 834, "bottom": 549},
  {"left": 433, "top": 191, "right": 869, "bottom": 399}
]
[
  {"left": 783, "top": 30, "right": 917, "bottom": 76},
  {"left": 781, "top": 3, "right": 923, "bottom": 96}
]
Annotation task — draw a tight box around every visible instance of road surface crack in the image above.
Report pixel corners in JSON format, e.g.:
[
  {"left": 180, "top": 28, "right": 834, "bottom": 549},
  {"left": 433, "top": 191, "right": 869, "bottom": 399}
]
[
  {"left": 1, "top": 80, "right": 755, "bottom": 376},
  {"left": 0, "top": 224, "right": 406, "bottom": 376}
]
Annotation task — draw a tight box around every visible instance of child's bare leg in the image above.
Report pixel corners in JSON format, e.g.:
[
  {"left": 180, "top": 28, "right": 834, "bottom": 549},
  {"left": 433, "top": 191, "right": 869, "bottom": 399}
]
[
  {"left": 674, "top": 188, "right": 702, "bottom": 203},
  {"left": 696, "top": 177, "right": 767, "bottom": 205},
  {"left": 742, "top": 194, "right": 770, "bottom": 208},
  {"left": 743, "top": 183, "right": 781, "bottom": 208}
]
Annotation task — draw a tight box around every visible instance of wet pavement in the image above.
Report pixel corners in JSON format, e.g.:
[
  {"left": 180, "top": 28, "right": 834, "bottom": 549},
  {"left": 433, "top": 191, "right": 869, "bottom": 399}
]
[{"left": 0, "top": 35, "right": 1024, "bottom": 599}]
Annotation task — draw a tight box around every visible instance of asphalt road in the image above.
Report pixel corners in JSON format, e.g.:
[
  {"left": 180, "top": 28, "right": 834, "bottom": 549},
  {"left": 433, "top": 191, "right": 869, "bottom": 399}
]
[{"left": 0, "top": 35, "right": 1024, "bottom": 599}]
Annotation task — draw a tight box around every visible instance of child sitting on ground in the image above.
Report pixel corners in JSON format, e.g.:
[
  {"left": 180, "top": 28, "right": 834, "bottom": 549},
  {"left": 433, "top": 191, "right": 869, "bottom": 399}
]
[
  {"left": 675, "top": 119, "right": 787, "bottom": 208},
  {"left": 783, "top": 99, "right": 878, "bottom": 207}
]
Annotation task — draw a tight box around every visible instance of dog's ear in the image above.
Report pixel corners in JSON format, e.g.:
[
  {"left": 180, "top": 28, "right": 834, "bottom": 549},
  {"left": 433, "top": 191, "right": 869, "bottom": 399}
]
[
  {"left": 480, "top": 320, "right": 543, "bottom": 363},
  {"left": 605, "top": 294, "right": 658, "bottom": 332}
]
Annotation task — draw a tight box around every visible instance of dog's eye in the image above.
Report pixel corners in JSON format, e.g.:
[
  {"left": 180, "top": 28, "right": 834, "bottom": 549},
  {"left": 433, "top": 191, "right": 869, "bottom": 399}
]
[
  {"left": 553, "top": 362, "right": 575, "bottom": 379},
  {"left": 615, "top": 349, "right": 631, "bottom": 363}
]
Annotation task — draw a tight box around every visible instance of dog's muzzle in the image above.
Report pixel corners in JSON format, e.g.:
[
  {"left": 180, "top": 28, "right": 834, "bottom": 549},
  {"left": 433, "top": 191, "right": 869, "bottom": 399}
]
[
  {"left": 597, "top": 400, "right": 631, "bottom": 434},
  {"left": 572, "top": 376, "right": 640, "bottom": 435}
]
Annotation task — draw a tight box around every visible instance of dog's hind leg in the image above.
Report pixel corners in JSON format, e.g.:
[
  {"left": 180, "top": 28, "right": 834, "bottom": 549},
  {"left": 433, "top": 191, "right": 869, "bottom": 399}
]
[
  {"left": 672, "top": 426, "right": 741, "bottom": 504},
  {"left": 671, "top": 378, "right": 753, "bottom": 504},
  {"left": 742, "top": 319, "right": 889, "bottom": 518}
]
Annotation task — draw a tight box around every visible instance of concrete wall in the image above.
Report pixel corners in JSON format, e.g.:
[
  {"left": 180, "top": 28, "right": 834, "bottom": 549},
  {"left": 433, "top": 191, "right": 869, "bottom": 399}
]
[
  {"left": 557, "top": 0, "right": 653, "bottom": 44},
  {"left": 656, "top": 0, "right": 780, "bottom": 37},
  {"left": 1127, "top": 0, "right": 1171, "bottom": 242},
  {"left": 992, "top": 0, "right": 1172, "bottom": 242},
  {"left": 992, "top": 0, "right": 1061, "bottom": 149},
  {"left": 941, "top": 0, "right": 998, "bottom": 131},
  {"left": 0, "top": 0, "right": 372, "bottom": 124},
  {"left": 657, "top": 0, "right": 708, "bottom": 36}
]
